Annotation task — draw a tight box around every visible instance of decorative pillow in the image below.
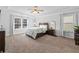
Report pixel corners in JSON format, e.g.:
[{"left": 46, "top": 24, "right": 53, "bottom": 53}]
[{"left": 40, "top": 25, "right": 47, "bottom": 28}]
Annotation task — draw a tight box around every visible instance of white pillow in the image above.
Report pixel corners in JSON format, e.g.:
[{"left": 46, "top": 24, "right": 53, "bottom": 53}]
[{"left": 40, "top": 25, "right": 47, "bottom": 28}]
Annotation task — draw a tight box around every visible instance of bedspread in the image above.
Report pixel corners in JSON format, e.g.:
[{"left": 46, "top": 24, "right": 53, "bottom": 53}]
[{"left": 26, "top": 27, "right": 47, "bottom": 39}]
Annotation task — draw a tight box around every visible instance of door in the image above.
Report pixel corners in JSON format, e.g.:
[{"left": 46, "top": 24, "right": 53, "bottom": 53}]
[{"left": 62, "top": 14, "right": 74, "bottom": 38}]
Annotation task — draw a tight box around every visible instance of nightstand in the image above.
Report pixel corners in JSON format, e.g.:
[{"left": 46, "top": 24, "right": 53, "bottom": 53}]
[{"left": 46, "top": 30, "right": 56, "bottom": 36}]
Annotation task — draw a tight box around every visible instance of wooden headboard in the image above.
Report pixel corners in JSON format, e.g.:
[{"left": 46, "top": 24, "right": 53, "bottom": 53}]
[{"left": 39, "top": 23, "right": 49, "bottom": 30}]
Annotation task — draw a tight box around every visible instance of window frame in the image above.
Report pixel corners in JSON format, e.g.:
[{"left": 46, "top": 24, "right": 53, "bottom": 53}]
[
  {"left": 22, "top": 19, "right": 27, "bottom": 28},
  {"left": 63, "top": 14, "right": 74, "bottom": 31},
  {"left": 13, "top": 17, "right": 27, "bottom": 30},
  {"left": 14, "top": 17, "right": 21, "bottom": 29}
]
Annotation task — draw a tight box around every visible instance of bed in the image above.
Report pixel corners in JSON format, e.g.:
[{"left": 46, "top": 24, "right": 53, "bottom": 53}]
[{"left": 26, "top": 23, "right": 48, "bottom": 39}]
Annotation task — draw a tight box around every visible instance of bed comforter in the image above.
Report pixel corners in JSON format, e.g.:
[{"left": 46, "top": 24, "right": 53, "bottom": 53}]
[{"left": 26, "top": 27, "right": 47, "bottom": 39}]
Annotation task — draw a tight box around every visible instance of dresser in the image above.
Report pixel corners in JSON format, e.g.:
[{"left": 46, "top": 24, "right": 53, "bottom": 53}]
[{"left": 0, "top": 29, "right": 5, "bottom": 52}]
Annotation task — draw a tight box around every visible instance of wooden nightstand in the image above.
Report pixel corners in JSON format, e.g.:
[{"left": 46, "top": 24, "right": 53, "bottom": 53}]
[
  {"left": 46, "top": 30, "right": 56, "bottom": 36},
  {"left": 0, "top": 29, "right": 5, "bottom": 52}
]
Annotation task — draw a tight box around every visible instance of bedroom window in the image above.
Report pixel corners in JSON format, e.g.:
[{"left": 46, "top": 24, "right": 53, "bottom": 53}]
[
  {"left": 14, "top": 18, "right": 27, "bottom": 29},
  {"left": 63, "top": 15, "right": 73, "bottom": 31},
  {"left": 22, "top": 19, "right": 27, "bottom": 28},
  {"left": 14, "top": 18, "right": 21, "bottom": 29},
  {"left": 62, "top": 14, "right": 74, "bottom": 38},
  {"left": 13, "top": 16, "right": 27, "bottom": 34}
]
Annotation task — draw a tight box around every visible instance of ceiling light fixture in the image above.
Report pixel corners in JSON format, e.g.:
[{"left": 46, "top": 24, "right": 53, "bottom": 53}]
[{"left": 31, "top": 6, "right": 44, "bottom": 14}]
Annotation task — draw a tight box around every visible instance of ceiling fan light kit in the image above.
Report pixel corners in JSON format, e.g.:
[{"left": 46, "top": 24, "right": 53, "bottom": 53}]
[{"left": 31, "top": 6, "right": 44, "bottom": 14}]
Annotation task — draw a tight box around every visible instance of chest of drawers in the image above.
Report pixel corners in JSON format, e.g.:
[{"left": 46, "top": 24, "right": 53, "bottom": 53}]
[{"left": 0, "top": 30, "right": 5, "bottom": 52}]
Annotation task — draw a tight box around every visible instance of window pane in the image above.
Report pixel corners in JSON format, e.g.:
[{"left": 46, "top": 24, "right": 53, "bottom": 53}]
[
  {"left": 63, "top": 15, "right": 73, "bottom": 31},
  {"left": 15, "top": 24, "right": 21, "bottom": 29},
  {"left": 23, "top": 19, "right": 27, "bottom": 23},
  {"left": 15, "top": 18, "right": 21, "bottom": 24},
  {"left": 14, "top": 18, "right": 21, "bottom": 29},
  {"left": 64, "top": 15, "right": 73, "bottom": 23},
  {"left": 23, "top": 19, "right": 27, "bottom": 28},
  {"left": 23, "top": 24, "right": 27, "bottom": 28},
  {"left": 63, "top": 23, "right": 73, "bottom": 31}
]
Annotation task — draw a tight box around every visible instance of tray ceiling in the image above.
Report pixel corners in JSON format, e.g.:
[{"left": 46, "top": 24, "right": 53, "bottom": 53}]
[{"left": 8, "top": 6, "right": 79, "bottom": 15}]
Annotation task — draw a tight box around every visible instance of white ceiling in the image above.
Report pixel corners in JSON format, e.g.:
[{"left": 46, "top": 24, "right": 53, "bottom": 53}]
[{"left": 8, "top": 6, "right": 79, "bottom": 15}]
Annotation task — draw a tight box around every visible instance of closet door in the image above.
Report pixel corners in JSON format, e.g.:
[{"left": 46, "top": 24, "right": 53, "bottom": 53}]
[{"left": 62, "top": 14, "right": 74, "bottom": 39}]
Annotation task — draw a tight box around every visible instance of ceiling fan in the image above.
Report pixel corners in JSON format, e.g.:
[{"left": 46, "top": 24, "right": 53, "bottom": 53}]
[{"left": 28, "top": 6, "right": 44, "bottom": 14}]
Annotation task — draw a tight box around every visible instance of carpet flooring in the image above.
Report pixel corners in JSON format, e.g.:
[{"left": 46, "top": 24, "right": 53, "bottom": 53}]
[{"left": 5, "top": 34, "right": 79, "bottom": 53}]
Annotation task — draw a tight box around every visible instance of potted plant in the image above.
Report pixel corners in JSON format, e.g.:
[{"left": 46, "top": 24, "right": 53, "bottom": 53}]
[
  {"left": 74, "top": 26, "right": 79, "bottom": 33},
  {"left": 74, "top": 26, "right": 79, "bottom": 45}
]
